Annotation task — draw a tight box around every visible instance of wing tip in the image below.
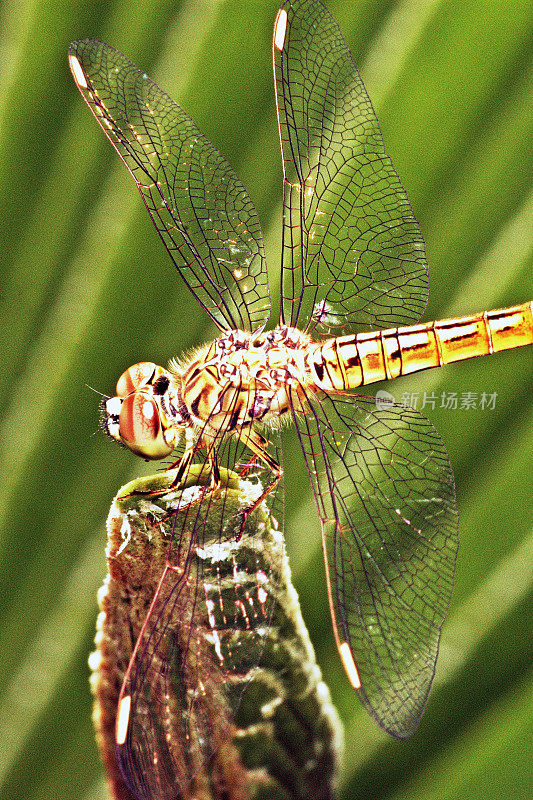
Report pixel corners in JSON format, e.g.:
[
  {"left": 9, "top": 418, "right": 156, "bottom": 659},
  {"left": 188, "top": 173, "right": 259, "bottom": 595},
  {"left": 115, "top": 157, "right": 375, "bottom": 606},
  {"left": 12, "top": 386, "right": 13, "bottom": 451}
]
[
  {"left": 68, "top": 49, "right": 88, "bottom": 89},
  {"left": 274, "top": 8, "right": 288, "bottom": 51},
  {"left": 115, "top": 694, "right": 131, "bottom": 745},
  {"left": 339, "top": 641, "right": 361, "bottom": 689}
]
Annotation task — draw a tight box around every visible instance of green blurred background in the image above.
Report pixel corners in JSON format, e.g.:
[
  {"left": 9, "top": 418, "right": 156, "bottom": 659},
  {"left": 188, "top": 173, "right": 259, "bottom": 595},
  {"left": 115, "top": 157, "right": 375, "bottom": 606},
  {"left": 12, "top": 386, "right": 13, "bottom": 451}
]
[{"left": 0, "top": 0, "right": 531, "bottom": 798}]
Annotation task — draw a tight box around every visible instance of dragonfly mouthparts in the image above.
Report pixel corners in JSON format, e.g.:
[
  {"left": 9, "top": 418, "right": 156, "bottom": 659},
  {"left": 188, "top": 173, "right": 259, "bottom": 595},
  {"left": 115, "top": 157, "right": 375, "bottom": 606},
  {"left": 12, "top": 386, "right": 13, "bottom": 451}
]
[{"left": 100, "top": 396, "right": 121, "bottom": 440}]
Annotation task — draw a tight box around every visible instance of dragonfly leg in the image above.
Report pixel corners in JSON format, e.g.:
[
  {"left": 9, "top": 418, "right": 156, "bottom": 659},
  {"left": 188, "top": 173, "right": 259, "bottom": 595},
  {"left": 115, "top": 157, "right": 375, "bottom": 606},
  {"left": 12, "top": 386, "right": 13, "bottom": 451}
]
[
  {"left": 147, "top": 441, "right": 222, "bottom": 527},
  {"left": 236, "top": 428, "right": 282, "bottom": 540},
  {"left": 235, "top": 453, "right": 266, "bottom": 478},
  {"left": 209, "top": 449, "right": 221, "bottom": 487},
  {"left": 120, "top": 430, "right": 197, "bottom": 499}
]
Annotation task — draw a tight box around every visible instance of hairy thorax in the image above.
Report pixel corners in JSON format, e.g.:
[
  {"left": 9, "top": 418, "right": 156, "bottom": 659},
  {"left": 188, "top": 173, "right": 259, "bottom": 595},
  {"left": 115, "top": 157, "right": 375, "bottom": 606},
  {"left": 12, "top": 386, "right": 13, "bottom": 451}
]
[{"left": 174, "top": 327, "right": 313, "bottom": 433}]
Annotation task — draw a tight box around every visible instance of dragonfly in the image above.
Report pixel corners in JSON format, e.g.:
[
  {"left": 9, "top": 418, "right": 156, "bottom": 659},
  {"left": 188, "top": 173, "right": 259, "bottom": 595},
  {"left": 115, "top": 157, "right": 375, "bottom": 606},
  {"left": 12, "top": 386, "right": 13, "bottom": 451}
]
[{"left": 70, "top": 0, "right": 533, "bottom": 797}]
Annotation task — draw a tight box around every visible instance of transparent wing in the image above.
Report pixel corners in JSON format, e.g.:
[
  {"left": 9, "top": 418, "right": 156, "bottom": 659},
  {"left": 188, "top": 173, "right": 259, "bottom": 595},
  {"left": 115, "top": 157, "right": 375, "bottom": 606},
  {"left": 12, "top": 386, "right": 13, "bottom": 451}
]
[
  {"left": 115, "top": 414, "right": 283, "bottom": 798},
  {"left": 69, "top": 40, "right": 271, "bottom": 333},
  {"left": 292, "top": 392, "right": 458, "bottom": 738},
  {"left": 274, "top": 0, "right": 428, "bottom": 336}
]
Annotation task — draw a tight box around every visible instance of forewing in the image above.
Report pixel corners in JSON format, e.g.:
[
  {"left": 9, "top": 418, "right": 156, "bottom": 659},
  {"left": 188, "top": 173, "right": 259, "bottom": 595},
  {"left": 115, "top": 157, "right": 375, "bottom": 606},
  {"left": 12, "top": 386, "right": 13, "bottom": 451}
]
[
  {"left": 69, "top": 40, "right": 271, "bottom": 332},
  {"left": 115, "top": 423, "right": 284, "bottom": 798},
  {"left": 274, "top": 0, "right": 428, "bottom": 335},
  {"left": 292, "top": 392, "right": 458, "bottom": 737}
]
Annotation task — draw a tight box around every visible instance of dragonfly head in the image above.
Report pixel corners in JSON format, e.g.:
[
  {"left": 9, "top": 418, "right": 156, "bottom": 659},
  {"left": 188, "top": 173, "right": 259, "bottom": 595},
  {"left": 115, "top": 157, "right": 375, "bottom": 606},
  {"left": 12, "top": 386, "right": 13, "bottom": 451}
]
[{"left": 102, "top": 362, "right": 177, "bottom": 460}]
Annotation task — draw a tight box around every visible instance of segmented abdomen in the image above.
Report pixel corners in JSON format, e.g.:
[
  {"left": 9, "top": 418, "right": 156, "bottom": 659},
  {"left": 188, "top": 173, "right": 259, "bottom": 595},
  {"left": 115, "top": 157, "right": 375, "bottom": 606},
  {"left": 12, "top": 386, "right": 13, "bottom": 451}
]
[{"left": 308, "top": 302, "right": 533, "bottom": 391}]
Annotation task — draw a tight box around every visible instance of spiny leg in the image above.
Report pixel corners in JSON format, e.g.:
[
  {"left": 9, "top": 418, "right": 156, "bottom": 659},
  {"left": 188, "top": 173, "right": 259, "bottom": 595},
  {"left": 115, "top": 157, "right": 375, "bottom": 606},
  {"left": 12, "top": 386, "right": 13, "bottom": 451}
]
[
  {"left": 236, "top": 453, "right": 260, "bottom": 476},
  {"left": 148, "top": 443, "right": 222, "bottom": 528},
  {"left": 120, "top": 428, "right": 215, "bottom": 503},
  {"left": 236, "top": 427, "right": 282, "bottom": 540}
]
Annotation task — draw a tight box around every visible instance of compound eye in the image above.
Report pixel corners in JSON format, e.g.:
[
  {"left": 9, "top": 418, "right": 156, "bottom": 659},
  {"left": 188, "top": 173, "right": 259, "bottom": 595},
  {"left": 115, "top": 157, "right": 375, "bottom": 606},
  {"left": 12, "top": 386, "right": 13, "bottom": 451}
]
[
  {"left": 116, "top": 362, "right": 158, "bottom": 397},
  {"left": 118, "top": 393, "right": 173, "bottom": 459}
]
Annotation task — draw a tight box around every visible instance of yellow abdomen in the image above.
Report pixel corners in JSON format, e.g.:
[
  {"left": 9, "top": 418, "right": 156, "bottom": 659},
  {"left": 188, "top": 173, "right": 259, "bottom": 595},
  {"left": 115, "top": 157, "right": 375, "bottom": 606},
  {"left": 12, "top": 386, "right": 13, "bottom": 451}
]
[{"left": 308, "top": 302, "right": 533, "bottom": 391}]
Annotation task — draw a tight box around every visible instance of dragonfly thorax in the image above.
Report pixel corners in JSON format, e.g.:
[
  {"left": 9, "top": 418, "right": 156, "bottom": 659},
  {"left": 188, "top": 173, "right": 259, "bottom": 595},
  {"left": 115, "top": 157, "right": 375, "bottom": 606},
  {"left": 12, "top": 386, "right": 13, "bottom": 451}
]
[{"left": 177, "top": 326, "right": 312, "bottom": 432}]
